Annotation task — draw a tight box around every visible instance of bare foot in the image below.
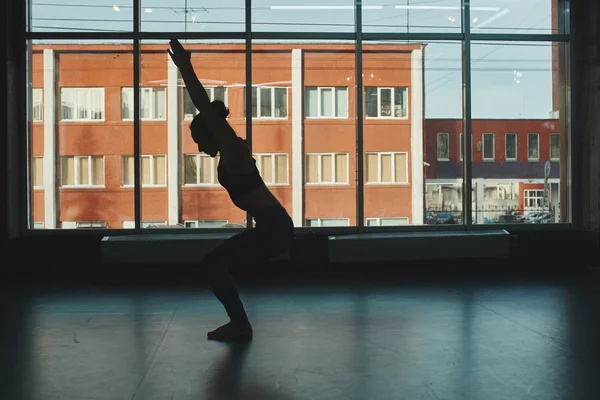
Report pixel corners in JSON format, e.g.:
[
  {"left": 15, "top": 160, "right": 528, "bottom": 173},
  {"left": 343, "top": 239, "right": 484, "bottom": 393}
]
[{"left": 207, "top": 321, "right": 253, "bottom": 342}]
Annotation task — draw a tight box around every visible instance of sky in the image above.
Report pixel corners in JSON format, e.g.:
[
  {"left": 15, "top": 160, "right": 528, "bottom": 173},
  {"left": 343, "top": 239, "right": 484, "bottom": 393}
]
[{"left": 29, "top": 0, "right": 560, "bottom": 119}]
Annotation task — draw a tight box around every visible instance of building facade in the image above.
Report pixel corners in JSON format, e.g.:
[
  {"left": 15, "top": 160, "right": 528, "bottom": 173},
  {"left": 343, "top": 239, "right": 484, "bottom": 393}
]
[
  {"left": 425, "top": 119, "right": 561, "bottom": 223},
  {"left": 29, "top": 42, "right": 425, "bottom": 228}
]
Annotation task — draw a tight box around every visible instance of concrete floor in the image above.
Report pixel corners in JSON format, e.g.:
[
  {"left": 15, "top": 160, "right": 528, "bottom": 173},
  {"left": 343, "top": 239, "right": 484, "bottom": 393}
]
[{"left": 2, "top": 272, "right": 600, "bottom": 400}]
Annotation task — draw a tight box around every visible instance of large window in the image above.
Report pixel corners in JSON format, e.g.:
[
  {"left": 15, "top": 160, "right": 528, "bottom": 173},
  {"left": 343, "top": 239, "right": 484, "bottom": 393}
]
[{"left": 24, "top": 2, "right": 571, "bottom": 230}]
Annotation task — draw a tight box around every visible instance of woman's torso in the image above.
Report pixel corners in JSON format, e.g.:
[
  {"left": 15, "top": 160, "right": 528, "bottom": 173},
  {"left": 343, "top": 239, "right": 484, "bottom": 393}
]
[{"left": 217, "top": 139, "right": 283, "bottom": 215}]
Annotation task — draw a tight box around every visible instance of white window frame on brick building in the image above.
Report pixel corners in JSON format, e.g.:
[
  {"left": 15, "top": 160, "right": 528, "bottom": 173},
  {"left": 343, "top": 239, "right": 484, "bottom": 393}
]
[
  {"left": 305, "top": 153, "right": 349, "bottom": 185},
  {"left": 60, "top": 155, "right": 105, "bottom": 188},
  {"left": 364, "top": 87, "right": 408, "bottom": 119},
  {"left": 365, "top": 152, "right": 409, "bottom": 184},
  {"left": 305, "top": 86, "right": 348, "bottom": 118},
  {"left": 183, "top": 154, "right": 220, "bottom": 186},
  {"left": 121, "top": 87, "right": 167, "bottom": 121},
  {"left": 122, "top": 155, "right": 167, "bottom": 187},
  {"left": 60, "top": 87, "right": 104, "bottom": 121},
  {"left": 254, "top": 153, "right": 289, "bottom": 186},
  {"left": 245, "top": 86, "right": 288, "bottom": 119},
  {"left": 183, "top": 87, "right": 227, "bottom": 120}
]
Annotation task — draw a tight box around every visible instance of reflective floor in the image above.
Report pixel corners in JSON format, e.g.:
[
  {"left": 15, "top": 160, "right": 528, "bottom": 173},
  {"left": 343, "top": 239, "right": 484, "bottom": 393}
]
[{"left": 2, "top": 271, "right": 600, "bottom": 400}]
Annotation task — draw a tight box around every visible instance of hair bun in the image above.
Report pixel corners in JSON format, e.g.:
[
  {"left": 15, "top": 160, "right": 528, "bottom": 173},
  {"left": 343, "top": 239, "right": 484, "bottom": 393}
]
[{"left": 211, "top": 100, "right": 230, "bottom": 119}]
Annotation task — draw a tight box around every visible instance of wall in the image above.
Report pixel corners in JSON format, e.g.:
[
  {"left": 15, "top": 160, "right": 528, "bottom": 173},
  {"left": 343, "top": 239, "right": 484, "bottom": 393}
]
[{"left": 425, "top": 119, "right": 561, "bottom": 180}]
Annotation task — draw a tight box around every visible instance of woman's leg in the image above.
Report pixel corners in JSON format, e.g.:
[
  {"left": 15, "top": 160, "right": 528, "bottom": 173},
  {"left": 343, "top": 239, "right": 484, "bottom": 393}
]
[
  {"left": 202, "top": 228, "right": 261, "bottom": 334},
  {"left": 202, "top": 208, "right": 294, "bottom": 341}
]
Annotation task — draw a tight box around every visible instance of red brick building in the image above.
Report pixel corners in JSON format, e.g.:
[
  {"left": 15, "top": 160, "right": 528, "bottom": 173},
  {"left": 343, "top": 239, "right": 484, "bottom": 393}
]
[{"left": 29, "top": 42, "right": 425, "bottom": 229}]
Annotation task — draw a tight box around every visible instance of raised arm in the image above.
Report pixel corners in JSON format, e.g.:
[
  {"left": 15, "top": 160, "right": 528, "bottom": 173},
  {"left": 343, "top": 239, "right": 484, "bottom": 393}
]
[{"left": 168, "top": 39, "right": 236, "bottom": 142}]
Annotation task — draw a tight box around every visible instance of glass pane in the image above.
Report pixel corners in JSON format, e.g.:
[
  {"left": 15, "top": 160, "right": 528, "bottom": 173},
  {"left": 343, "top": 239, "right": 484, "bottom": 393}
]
[
  {"left": 306, "top": 88, "right": 318, "bottom": 117},
  {"left": 154, "top": 155, "right": 166, "bottom": 185},
  {"left": 92, "top": 157, "right": 104, "bottom": 186},
  {"left": 506, "top": 133, "right": 517, "bottom": 160},
  {"left": 321, "top": 155, "right": 333, "bottom": 183},
  {"left": 268, "top": 41, "right": 357, "bottom": 226},
  {"left": 199, "top": 156, "right": 212, "bottom": 183},
  {"left": 29, "top": 40, "right": 134, "bottom": 229},
  {"left": 78, "top": 157, "right": 90, "bottom": 185},
  {"left": 335, "top": 154, "right": 347, "bottom": 183},
  {"left": 260, "top": 155, "right": 274, "bottom": 183},
  {"left": 306, "top": 155, "right": 319, "bottom": 183},
  {"left": 471, "top": 41, "right": 567, "bottom": 224},
  {"left": 483, "top": 134, "right": 495, "bottom": 160},
  {"left": 260, "top": 88, "right": 272, "bottom": 117},
  {"left": 320, "top": 88, "right": 333, "bottom": 117},
  {"left": 274, "top": 88, "right": 288, "bottom": 118},
  {"left": 470, "top": 0, "right": 565, "bottom": 35},
  {"left": 362, "top": 41, "right": 464, "bottom": 225},
  {"left": 275, "top": 155, "right": 288, "bottom": 184},
  {"left": 31, "top": 0, "right": 133, "bottom": 33},
  {"left": 381, "top": 154, "right": 392, "bottom": 182},
  {"left": 184, "top": 155, "right": 197, "bottom": 184},
  {"left": 252, "top": 1, "right": 354, "bottom": 32},
  {"left": 363, "top": 0, "right": 462, "bottom": 33},
  {"left": 141, "top": 1, "right": 245, "bottom": 32},
  {"left": 336, "top": 87, "right": 348, "bottom": 118},
  {"left": 172, "top": 40, "right": 246, "bottom": 228}
]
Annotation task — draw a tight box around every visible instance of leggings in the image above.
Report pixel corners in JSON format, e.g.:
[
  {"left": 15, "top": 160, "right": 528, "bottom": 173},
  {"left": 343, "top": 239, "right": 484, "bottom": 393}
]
[{"left": 202, "top": 205, "right": 294, "bottom": 323}]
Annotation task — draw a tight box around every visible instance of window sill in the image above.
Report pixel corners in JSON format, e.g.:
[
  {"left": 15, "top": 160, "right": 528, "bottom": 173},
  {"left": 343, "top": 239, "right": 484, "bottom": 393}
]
[
  {"left": 100, "top": 229, "right": 512, "bottom": 264},
  {"left": 60, "top": 185, "right": 106, "bottom": 189}
]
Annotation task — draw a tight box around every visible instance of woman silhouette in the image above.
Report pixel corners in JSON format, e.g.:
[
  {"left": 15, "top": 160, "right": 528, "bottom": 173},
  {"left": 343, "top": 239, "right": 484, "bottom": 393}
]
[{"left": 168, "top": 39, "right": 294, "bottom": 341}]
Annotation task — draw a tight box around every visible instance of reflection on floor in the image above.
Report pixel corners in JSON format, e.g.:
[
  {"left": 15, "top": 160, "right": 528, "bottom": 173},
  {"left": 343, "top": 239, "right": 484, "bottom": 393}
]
[{"left": 2, "top": 272, "right": 600, "bottom": 400}]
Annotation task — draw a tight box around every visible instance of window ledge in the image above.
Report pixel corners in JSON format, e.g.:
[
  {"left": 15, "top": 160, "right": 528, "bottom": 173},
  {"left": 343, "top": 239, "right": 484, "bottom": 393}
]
[
  {"left": 328, "top": 230, "right": 510, "bottom": 262},
  {"left": 101, "top": 230, "right": 510, "bottom": 265}
]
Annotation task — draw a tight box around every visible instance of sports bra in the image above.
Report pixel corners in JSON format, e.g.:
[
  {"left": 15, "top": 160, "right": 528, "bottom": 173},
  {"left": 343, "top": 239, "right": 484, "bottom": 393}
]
[{"left": 218, "top": 157, "right": 265, "bottom": 202}]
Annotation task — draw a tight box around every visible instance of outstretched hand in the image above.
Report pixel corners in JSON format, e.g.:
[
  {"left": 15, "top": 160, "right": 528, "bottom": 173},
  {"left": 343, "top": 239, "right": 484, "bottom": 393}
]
[{"left": 168, "top": 39, "right": 191, "bottom": 67}]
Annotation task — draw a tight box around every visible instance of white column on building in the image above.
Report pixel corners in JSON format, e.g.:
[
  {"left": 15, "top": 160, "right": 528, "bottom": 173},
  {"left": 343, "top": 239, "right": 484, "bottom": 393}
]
[
  {"left": 410, "top": 48, "right": 424, "bottom": 224},
  {"left": 291, "top": 49, "right": 304, "bottom": 227},
  {"left": 43, "top": 49, "right": 57, "bottom": 229},
  {"left": 167, "top": 55, "right": 180, "bottom": 225},
  {"left": 475, "top": 177, "right": 485, "bottom": 224}
]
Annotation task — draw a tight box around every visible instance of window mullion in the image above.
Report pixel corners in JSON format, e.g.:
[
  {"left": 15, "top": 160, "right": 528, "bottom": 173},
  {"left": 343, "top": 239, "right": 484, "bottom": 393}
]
[
  {"left": 391, "top": 152, "right": 396, "bottom": 183},
  {"left": 318, "top": 154, "right": 322, "bottom": 183},
  {"left": 378, "top": 153, "right": 382, "bottom": 183},
  {"left": 317, "top": 87, "right": 322, "bottom": 118},
  {"left": 74, "top": 157, "right": 79, "bottom": 186},
  {"left": 271, "top": 87, "right": 276, "bottom": 117},
  {"left": 88, "top": 156, "right": 93, "bottom": 185},
  {"left": 196, "top": 155, "right": 201, "bottom": 184}
]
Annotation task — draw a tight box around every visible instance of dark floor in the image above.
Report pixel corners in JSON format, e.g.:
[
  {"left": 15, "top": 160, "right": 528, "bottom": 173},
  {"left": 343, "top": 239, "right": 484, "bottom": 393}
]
[{"left": 2, "top": 269, "right": 600, "bottom": 400}]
